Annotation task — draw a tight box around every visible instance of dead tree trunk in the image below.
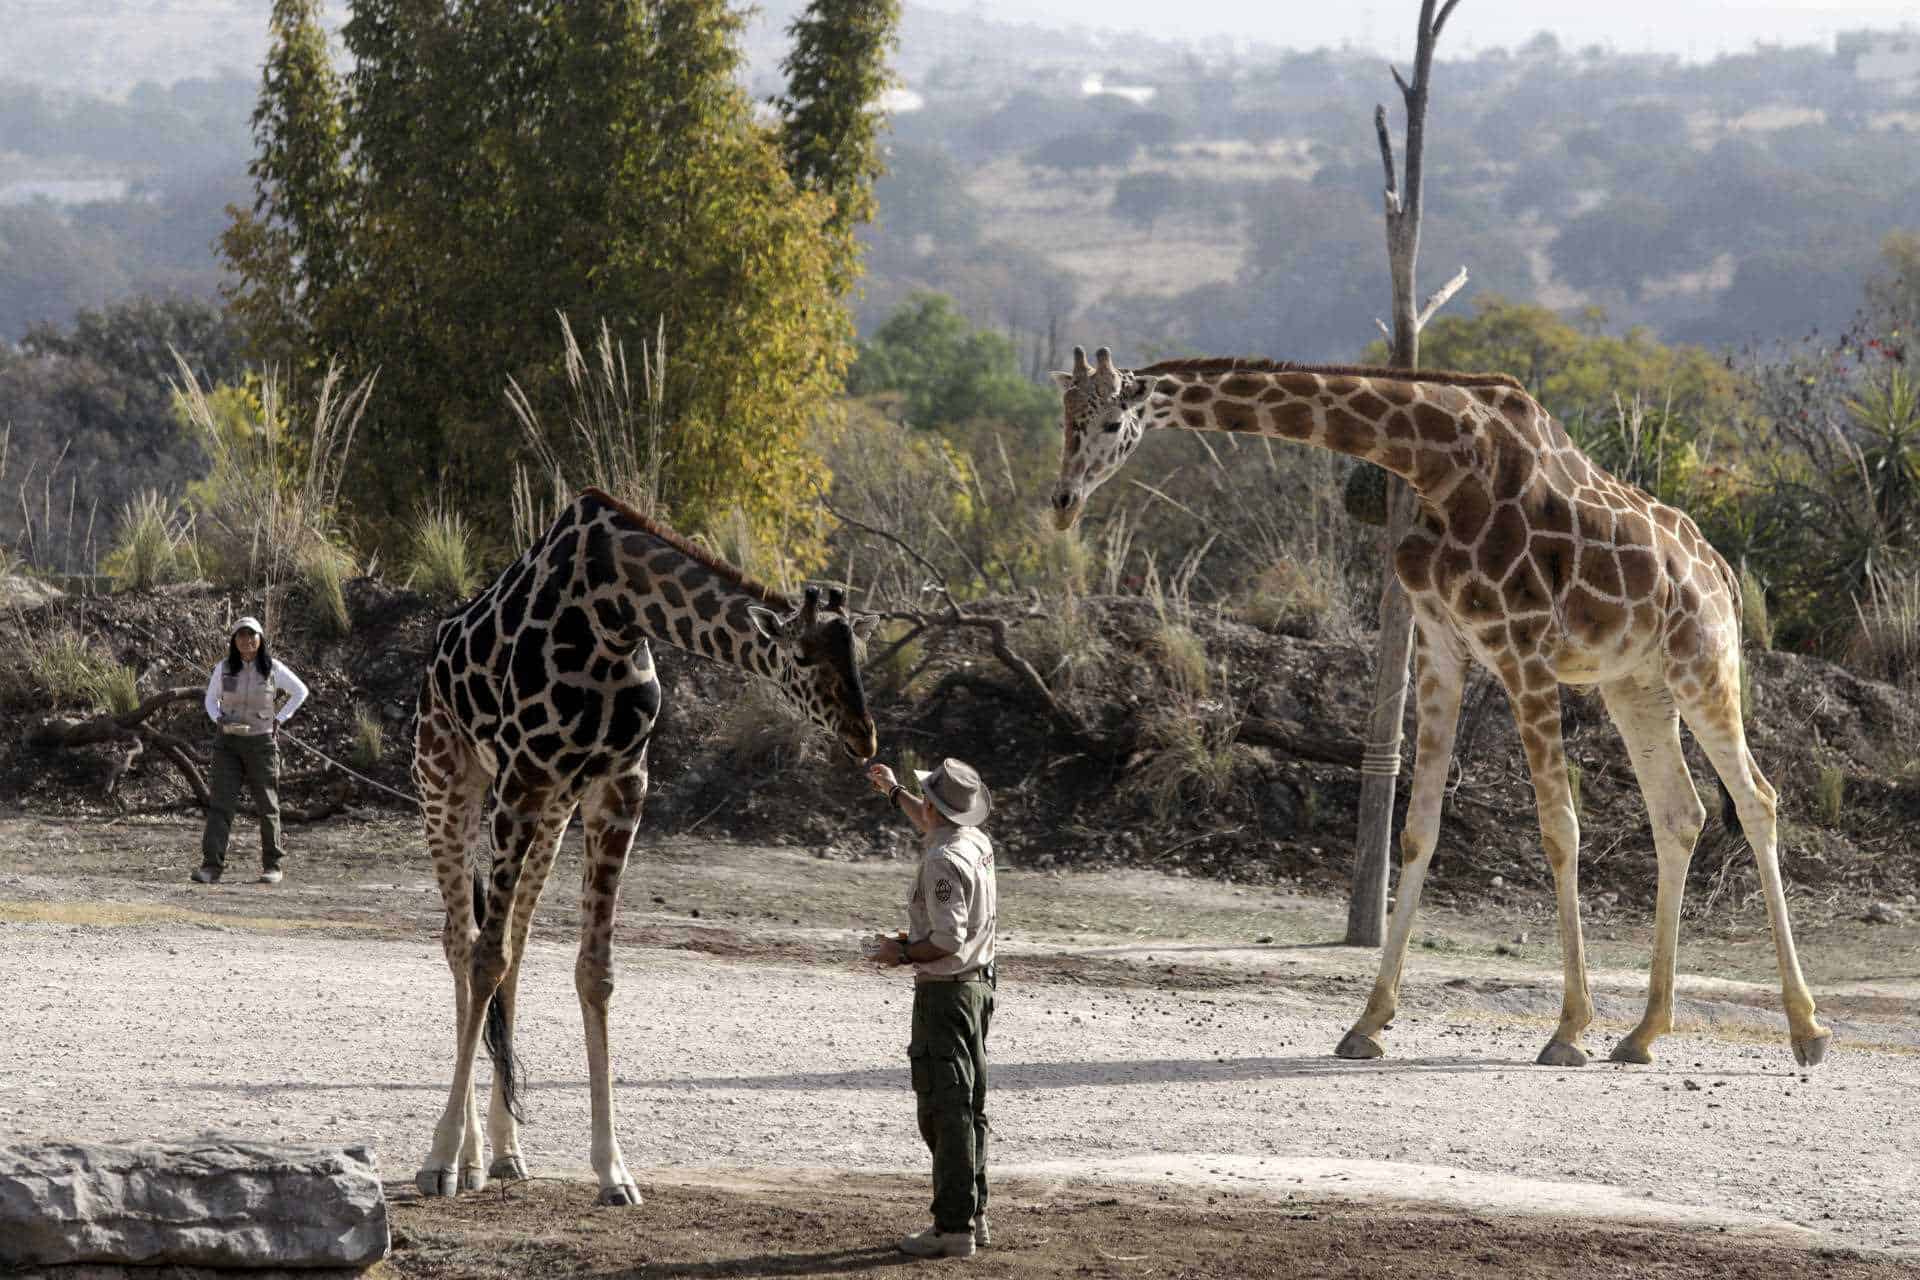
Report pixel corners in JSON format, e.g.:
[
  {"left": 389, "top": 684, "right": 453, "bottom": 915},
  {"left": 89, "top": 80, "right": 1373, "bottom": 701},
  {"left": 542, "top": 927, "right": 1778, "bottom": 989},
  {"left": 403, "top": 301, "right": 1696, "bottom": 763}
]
[{"left": 1346, "top": 0, "right": 1470, "bottom": 947}]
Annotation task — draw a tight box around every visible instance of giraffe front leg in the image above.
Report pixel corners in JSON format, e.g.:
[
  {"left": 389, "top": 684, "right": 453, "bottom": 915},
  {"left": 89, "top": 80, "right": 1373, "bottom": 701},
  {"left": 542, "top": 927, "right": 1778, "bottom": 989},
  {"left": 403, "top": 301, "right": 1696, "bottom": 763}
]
[
  {"left": 420, "top": 803, "right": 532, "bottom": 1196},
  {"left": 1337, "top": 626, "right": 1466, "bottom": 1060},
  {"left": 1510, "top": 684, "right": 1593, "bottom": 1067},
  {"left": 578, "top": 765, "right": 646, "bottom": 1206},
  {"left": 1599, "top": 672, "right": 1704, "bottom": 1066}
]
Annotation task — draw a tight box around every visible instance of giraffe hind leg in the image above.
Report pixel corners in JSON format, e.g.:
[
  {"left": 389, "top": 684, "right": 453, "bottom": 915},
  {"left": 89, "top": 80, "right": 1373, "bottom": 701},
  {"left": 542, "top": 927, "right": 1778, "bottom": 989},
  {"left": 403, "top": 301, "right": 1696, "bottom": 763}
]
[{"left": 1675, "top": 657, "right": 1830, "bottom": 1065}]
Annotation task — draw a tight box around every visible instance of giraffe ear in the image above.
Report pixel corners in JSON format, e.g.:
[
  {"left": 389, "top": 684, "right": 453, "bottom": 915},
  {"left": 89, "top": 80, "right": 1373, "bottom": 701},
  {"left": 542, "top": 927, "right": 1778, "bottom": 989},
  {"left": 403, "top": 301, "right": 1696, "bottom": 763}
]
[
  {"left": 1050, "top": 371, "right": 1077, "bottom": 392},
  {"left": 1122, "top": 375, "right": 1156, "bottom": 407},
  {"left": 849, "top": 611, "right": 879, "bottom": 641},
  {"left": 747, "top": 606, "right": 791, "bottom": 643}
]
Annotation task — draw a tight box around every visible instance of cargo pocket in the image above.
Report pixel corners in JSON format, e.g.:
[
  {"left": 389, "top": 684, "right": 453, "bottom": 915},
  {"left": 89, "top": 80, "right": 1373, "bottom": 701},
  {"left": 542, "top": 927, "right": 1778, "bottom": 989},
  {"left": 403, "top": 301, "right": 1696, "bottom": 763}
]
[
  {"left": 934, "top": 1052, "right": 973, "bottom": 1103},
  {"left": 908, "top": 1047, "right": 932, "bottom": 1097}
]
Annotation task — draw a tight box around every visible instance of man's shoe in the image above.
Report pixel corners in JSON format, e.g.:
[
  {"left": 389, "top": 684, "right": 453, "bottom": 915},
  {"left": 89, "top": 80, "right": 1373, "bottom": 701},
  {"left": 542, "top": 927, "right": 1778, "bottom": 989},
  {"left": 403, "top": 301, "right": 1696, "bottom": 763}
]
[
  {"left": 259, "top": 869, "right": 284, "bottom": 885},
  {"left": 899, "top": 1227, "right": 975, "bottom": 1259},
  {"left": 190, "top": 866, "right": 220, "bottom": 884},
  {"left": 973, "top": 1214, "right": 990, "bottom": 1248}
]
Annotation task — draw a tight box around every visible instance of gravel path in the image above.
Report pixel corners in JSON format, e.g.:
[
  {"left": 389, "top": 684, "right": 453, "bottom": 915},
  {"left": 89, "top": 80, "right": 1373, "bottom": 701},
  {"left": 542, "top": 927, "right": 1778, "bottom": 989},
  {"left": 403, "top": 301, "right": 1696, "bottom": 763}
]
[{"left": 3, "top": 913, "right": 1916, "bottom": 1255}]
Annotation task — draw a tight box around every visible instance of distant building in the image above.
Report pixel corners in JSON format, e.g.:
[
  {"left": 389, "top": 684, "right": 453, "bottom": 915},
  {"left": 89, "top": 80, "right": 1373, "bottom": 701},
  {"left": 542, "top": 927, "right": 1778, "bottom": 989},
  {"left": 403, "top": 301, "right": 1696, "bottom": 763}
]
[
  {"left": 1838, "top": 29, "right": 1920, "bottom": 95},
  {"left": 1082, "top": 74, "right": 1157, "bottom": 107}
]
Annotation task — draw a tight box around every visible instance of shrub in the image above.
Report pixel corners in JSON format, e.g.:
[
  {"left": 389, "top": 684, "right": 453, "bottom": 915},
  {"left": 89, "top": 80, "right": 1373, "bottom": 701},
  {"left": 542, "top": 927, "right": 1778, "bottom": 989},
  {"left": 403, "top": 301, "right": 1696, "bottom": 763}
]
[
  {"left": 1020, "top": 590, "right": 1115, "bottom": 698},
  {"left": 102, "top": 489, "right": 191, "bottom": 592},
  {"left": 1238, "top": 558, "right": 1339, "bottom": 639},
  {"left": 350, "top": 704, "right": 385, "bottom": 769},
  {"left": 302, "top": 542, "right": 355, "bottom": 640},
  {"left": 172, "top": 358, "right": 370, "bottom": 591},
  {"left": 1124, "top": 690, "right": 1253, "bottom": 822},
  {"left": 1815, "top": 764, "right": 1846, "bottom": 826},
  {"left": 407, "top": 507, "right": 482, "bottom": 603},
  {"left": 1739, "top": 562, "right": 1772, "bottom": 651},
  {"left": 23, "top": 628, "right": 137, "bottom": 713},
  {"left": 713, "top": 681, "right": 816, "bottom": 774},
  {"left": 1848, "top": 567, "right": 1920, "bottom": 687}
]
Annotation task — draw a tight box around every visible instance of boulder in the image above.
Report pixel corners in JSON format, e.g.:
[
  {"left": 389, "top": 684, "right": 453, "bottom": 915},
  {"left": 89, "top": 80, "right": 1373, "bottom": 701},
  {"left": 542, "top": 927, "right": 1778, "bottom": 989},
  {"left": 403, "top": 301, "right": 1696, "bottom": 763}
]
[{"left": 0, "top": 1137, "right": 388, "bottom": 1269}]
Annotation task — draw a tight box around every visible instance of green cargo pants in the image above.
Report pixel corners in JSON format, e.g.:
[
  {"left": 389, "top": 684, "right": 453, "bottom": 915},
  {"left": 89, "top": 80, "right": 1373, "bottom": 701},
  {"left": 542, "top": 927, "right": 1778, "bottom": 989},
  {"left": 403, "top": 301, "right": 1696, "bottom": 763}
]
[
  {"left": 200, "top": 730, "right": 283, "bottom": 872},
  {"left": 908, "top": 976, "right": 994, "bottom": 1234}
]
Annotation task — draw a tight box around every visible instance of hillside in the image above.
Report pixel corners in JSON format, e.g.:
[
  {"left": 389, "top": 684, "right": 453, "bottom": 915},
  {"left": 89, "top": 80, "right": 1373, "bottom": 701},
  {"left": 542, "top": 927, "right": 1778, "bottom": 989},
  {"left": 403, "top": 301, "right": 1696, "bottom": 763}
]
[{"left": 3, "top": 575, "right": 1915, "bottom": 922}]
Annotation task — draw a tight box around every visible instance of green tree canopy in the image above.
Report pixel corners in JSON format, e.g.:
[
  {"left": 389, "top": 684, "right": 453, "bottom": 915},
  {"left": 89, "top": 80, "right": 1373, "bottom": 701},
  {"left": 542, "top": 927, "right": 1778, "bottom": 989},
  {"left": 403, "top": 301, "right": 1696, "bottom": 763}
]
[
  {"left": 847, "top": 293, "right": 1056, "bottom": 434},
  {"left": 222, "top": 0, "right": 898, "bottom": 552}
]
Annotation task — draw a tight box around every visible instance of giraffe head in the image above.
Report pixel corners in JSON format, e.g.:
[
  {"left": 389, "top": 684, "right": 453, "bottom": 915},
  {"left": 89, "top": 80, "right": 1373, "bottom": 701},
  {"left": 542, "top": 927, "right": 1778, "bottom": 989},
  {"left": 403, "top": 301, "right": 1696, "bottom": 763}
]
[
  {"left": 746, "top": 585, "right": 879, "bottom": 762},
  {"left": 1048, "top": 345, "right": 1157, "bottom": 530}
]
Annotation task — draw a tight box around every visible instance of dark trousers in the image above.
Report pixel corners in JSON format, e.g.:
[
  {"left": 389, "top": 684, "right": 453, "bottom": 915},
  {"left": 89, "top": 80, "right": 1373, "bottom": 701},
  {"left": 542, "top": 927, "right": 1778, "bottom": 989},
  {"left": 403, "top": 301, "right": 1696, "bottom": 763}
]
[
  {"left": 909, "top": 978, "right": 993, "bottom": 1233},
  {"left": 200, "top": 731, "right": 282, "bottom": 871}
]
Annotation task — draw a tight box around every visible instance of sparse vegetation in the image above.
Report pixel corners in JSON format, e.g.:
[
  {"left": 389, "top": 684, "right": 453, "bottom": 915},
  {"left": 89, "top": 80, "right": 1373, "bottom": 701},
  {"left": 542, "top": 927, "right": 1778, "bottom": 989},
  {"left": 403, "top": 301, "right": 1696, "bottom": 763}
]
[
  {"left": 350, "top": 704, "right": 385, "bottom": 770},
  {"left": 300, "top": 541, "right": 355, "bottom": 640},
  {"left": 1123, "top": 678, "right": 1253, "bottom": 823},
  {"left": 101, "top": 489, "right": 191, "bottom": 592},
  {"left": 20, "top": 627, "right": 136, "bottom": 713},
  {"left": 406, "top": 507, "right": 482, "bottom": 605},
  {"left": 1815, "top": 764, "right": 1847, "bottom": 826},
  {"left": 713, "top": 681, "right": 817, "bottom": 775}
]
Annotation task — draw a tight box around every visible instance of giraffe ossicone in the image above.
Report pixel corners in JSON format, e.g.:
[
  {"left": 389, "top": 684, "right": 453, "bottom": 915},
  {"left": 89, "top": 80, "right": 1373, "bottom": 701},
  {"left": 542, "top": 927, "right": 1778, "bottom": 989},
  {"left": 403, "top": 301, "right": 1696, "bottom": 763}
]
[
  {"left": 410, "top": 488, "right": 877, "bottom": 1204},
  {"left": 1053, "top": 346, "right": 1829, "bottom": 1069}
]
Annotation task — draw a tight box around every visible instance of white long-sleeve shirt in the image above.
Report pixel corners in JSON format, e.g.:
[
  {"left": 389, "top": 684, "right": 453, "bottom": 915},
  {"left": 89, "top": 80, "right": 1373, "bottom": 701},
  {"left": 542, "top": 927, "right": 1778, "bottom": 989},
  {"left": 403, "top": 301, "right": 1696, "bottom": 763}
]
[{"left": 203, "top": 658, "right": 310, "bottom": 728}]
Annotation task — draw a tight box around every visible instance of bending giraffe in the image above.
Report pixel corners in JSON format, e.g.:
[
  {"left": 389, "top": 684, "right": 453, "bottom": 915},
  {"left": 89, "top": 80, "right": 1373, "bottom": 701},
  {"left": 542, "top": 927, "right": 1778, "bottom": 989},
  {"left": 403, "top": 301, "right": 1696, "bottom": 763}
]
[
  {"left": 1051, "top": 346, "right": 1828, "bottom": 1069},
  {"left": 411, "top": 488, "right": 877, "bottom": 1203}
]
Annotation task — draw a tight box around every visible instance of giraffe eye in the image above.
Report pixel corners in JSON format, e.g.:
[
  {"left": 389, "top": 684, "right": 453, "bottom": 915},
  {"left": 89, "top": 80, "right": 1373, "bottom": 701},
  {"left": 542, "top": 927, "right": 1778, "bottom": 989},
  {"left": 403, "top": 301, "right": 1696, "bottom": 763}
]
[{"left": 1102, "top": 420, "right": 1122, "bottom": 433}]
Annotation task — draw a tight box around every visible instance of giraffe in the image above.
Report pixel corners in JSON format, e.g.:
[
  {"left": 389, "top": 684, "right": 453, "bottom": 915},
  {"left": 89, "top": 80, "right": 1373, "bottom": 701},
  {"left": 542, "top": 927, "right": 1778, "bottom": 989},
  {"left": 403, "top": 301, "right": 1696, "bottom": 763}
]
[
  {"left": 1051, "top": 346, "right": 1830, "bottom": 1069},
  {"left": 410, "top": 487, "right": 878, "bottom": 1204}
]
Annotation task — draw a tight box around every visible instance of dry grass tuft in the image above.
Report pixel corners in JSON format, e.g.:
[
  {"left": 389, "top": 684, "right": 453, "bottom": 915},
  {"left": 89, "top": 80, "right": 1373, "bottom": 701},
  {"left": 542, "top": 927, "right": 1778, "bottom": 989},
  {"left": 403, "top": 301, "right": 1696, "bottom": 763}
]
[
  {"left": 407, "top": 506, "right": 483, "bottom": 603},
  {"left": 713, "top": 681, "right": 817, "bottom": 774},
  {"left": 351, "top": 703, "right": 386, "bottom": 770},
  {"left": 1814, "top": 763, "right": 1846, "bottom": 826}
]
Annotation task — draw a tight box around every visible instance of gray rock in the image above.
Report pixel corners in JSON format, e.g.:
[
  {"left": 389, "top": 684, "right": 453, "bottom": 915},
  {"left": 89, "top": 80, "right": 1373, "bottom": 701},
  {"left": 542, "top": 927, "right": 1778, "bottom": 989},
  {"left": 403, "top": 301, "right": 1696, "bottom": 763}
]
[
  {"left": 1864, "top": 901, "right": 1906, "bottom": 925},
  {"left": 0, "top": 1137, "right": 388, "bottom": 1269}
]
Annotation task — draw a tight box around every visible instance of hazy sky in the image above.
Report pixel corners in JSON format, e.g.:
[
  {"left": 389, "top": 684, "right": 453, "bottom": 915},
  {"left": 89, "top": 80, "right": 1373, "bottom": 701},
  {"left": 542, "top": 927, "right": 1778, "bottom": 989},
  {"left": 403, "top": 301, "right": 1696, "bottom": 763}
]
[{"left": 917, "top": 0, "right": 1920, "bottom": 60}]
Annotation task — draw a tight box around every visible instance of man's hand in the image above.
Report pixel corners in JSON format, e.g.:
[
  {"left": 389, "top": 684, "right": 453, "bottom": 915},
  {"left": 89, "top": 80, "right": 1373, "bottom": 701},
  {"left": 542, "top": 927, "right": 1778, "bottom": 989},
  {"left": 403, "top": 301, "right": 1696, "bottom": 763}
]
[
  {"left": 863, "top": 932, "right": 908, "bottom": 964},
  {"left": 866, "top": 761, "right": 899, "bottom": 797}
]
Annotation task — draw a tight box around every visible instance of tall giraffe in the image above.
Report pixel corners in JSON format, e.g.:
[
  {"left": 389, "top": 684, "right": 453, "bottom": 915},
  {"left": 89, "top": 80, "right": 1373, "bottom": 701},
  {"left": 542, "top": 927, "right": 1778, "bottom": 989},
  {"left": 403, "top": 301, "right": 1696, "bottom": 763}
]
[
  {"left": 1051, "top": 346, "right": 1829, "bottom": 1069},
  {"left": 411, "top": 487, "right": 877, "bottom": 1203}
]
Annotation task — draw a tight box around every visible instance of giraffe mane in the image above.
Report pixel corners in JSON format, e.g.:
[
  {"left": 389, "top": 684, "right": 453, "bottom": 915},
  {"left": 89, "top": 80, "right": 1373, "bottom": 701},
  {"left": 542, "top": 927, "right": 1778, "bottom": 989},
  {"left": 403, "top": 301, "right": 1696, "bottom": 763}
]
[
  {"left": 579, "top": 487, "right": 794, "bottom": 612},
  {"left": 1133, "top": 356, "right": 1527, "bottom": 392}
]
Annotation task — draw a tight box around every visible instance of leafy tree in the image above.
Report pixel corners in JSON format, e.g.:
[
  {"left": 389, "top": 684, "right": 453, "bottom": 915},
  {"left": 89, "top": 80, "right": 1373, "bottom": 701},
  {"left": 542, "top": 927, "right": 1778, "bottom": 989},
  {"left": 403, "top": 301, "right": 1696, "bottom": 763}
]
[
  {"left": 847, "top": 293, "right": 1055, "bottom": 434},
  {"left": 222, "top": 0, "right": 897, "bottom": 553},
  {"left": 777, "top": 0, "right": 900, "bottom": 289}
]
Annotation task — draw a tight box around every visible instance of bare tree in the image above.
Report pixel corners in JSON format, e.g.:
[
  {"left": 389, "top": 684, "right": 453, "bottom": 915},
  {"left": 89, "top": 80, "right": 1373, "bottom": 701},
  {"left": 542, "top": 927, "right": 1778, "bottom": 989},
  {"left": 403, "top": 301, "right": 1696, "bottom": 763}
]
[{"left": 1346, "top": 0, "right": 1471, "bottom": 946}]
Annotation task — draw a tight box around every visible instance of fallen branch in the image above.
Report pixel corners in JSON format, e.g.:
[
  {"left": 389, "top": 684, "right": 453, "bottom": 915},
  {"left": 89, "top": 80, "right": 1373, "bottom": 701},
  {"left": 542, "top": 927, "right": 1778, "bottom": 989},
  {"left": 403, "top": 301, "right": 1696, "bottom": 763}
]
[
  {"left": 1234, "top": 718, "right": 1368, "bottom": 769},
  {"left": 816, "top": 488, "right": 1091, "bottom": 737}
]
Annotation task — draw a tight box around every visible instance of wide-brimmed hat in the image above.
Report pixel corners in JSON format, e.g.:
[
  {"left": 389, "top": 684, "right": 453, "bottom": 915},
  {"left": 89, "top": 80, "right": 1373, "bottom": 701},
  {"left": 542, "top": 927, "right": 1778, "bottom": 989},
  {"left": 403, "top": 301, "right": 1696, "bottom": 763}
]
[
  {"left": 913, "top": 758, "right": 991, "bottom": 826},
  {"left": 231, "top": 616, "right": 265, "bottom": 639}
]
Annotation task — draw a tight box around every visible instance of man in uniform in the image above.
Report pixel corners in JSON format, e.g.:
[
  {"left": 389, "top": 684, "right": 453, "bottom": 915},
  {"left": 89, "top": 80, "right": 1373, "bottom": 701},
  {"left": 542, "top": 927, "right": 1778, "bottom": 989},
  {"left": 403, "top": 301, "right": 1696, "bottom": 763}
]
[{"left": 864, "top": 756, "right": 997, "bottom": 1260}]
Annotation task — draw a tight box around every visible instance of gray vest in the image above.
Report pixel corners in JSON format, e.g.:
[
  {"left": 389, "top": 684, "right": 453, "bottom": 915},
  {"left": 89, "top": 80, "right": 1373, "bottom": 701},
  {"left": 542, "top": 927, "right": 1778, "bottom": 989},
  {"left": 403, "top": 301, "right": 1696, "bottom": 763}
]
[{"left": 218, "top": 664, "right": 277, "bottom": 731}]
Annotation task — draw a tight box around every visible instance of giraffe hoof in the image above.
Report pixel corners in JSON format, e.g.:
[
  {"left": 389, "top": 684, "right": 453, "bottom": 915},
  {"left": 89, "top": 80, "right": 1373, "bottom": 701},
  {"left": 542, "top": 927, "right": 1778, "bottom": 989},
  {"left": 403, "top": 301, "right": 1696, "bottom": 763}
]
[
  {"left": 459, "top": 1166, "right": 487, "bottom": 1193},
  {"left": 597, "top": 1182, "right": 643, "bottom": 1208},
  {"left": 489, "top": 1154, "right": 530, "bottom": 1181},
  {"left": 1536, "top": 1039, "right": 1589, "bottom": 1067},
  {"left": 1333, "top": 1030, "right": 1385, "bottom": 1060},
  {"left": 415, "top": 1168, "right": 459, "bottom": 1198},
  {"left": 1607, "top": 1040, "right": 1654, "bottom": 1065},
  {"left": 1792, "top": 1034, "right": 1832, "bottom": 1067}
]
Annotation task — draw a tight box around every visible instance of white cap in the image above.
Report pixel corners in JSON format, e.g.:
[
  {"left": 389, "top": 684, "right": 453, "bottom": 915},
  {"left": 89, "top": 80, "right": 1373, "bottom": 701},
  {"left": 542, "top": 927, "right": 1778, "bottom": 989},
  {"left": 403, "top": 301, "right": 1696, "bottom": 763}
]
[{"left": 231, "top": 616, "right": 265, "bottom": 638}]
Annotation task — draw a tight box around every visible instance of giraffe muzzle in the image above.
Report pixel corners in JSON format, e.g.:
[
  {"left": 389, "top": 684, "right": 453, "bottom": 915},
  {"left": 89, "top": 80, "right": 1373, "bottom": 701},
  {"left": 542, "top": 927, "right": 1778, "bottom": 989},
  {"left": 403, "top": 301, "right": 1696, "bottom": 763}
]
[{"left": 1050, "top": 486, "right": 1083, "bottom": 531}]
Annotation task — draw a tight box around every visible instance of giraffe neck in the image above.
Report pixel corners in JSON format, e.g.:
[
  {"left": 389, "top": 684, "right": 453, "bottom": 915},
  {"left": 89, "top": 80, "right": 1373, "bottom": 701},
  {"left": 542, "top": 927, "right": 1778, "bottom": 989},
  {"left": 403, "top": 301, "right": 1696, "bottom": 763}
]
[
  {"left": 1138, "top": 363, "right": 1517, "bottom": 496},
  {"left": 545, "top": 492, "right": 788, "bottom": 677}
]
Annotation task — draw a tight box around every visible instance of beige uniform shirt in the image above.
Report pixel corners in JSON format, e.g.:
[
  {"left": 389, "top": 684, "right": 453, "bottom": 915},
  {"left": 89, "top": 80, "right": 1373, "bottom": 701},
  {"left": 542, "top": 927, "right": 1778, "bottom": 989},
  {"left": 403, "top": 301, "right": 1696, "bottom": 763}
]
[{"left": 907, "top": 823, "right": 996, "bottom": 982}]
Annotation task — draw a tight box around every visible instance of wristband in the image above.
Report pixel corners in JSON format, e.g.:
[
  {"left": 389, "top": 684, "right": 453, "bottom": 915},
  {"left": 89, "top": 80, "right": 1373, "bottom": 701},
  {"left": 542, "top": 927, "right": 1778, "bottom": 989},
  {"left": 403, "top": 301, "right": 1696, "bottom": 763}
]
[{"left": 888, "top": 784, "right": 906, "bottom": 807}]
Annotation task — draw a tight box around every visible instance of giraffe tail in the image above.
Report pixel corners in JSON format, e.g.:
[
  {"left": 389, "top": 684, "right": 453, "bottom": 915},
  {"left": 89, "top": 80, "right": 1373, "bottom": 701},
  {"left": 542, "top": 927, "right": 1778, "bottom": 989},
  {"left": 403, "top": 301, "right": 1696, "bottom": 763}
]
[{"left": 471, "top": 865, "right": 527, "bottom": 1124}]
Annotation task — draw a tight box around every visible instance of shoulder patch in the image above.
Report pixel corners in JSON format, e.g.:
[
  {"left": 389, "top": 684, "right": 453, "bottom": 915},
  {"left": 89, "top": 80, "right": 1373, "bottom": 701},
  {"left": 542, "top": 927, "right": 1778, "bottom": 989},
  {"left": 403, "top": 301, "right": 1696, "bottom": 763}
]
[{"left": 935, "top": 878, "right": 953, "bottom": 904}]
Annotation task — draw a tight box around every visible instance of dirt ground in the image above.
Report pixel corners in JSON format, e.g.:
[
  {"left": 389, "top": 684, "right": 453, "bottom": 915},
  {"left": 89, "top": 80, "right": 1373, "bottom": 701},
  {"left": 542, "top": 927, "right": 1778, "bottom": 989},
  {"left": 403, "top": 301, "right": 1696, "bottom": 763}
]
[{"left": 3, "top": 813, "right": 1919, "bottom": 1278}]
